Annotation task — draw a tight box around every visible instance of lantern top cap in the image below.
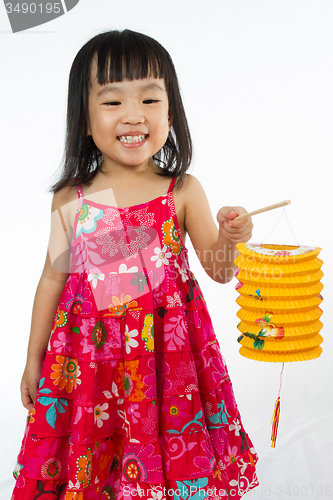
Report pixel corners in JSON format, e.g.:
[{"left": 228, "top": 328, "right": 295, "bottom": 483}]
[{"left": 244, "top": 243, "right": 317, "bottom": 257}]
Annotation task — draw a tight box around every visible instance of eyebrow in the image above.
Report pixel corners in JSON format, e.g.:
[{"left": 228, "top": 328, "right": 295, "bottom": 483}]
[{"left": 96, "top": 82, "right": 165, "bottom": 97}]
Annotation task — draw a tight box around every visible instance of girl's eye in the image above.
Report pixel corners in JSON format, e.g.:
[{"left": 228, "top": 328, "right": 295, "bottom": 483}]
[
  {"left": 143, "top": 99, "right": 158, "bottom": 104},
  {"left": 104, "top": 101, "right": 121, "bottom": 106}
]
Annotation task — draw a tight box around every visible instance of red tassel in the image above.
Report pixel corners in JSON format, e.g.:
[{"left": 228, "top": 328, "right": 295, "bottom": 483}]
[
  {"left": 270, "top": 362, "right": 284, "bottom": 448},
  {"left": 270, "top": 397, "right": 281, "bottom": 447}
]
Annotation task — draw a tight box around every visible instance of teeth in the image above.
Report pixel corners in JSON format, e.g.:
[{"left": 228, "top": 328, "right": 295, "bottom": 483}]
[{"left": 119, "top": 135, "right": 147, "bottom": 143}]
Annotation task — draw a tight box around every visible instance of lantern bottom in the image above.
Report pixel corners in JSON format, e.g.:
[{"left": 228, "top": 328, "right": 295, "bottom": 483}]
[{"left": 239, "top": 345, "right": 322, "bottom": 362}]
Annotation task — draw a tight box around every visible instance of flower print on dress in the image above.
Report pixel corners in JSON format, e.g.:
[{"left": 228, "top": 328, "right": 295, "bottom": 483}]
[
  {"left": 87, "top": 272, "right": 105, "bottom": 289},
  {"left": 24, "top": 436, "right": 68, "bottom": 479},
  {"left": 51, "top": 330, "right": 73, "bottom": 354},
  {"left": 102, "top": 208, "right": 123, "bottom": 230},
  {"left": 80, "top": 317, "right": 121, "bottom": 359},
  {"left": 224, "top": 445, "right": 239, "bottom": 466},
  {"left": 146, "top": 483, "right": 166, "bottom": 500},
  {"left": 94, "top": 402, "right": 109, "bottom": 428},
  {"left": 118, "top": 263, "right": 139, "bottom": 274},
  {"left": 13, "top": 462, "right": 23, "bottom": 481},
  {"left": 76, "top": 447, "right": 93, "bottom": 488},
  {"left": 36, "top": 377, "right": 69, "bottom": 429},
  {"left": 167, "top": 292, "right": 182, "bottom": 308},
  {"left": 76, "top": 203, "right": 103, "bottom": 237},
  {"left": 174, "top": 260, "right": 189, "bottom": 282},
  {"left": 142, "top": 314, "right": 154, "bottom": 352},
  {"left": 163, "top": 359, "right": 198, "bottom": 395},
  {"left": 96, "top": 221, "right": 153, "bottom": 260},
  {"left": 27, "top": 408, "right": 36, "bottom": 424},
  {"left": 92, "top": 439, "right": 107, "bottom": 462},
  {"left": 162, "top": 218, "right": 183, "bottom": 255},
  {"left": 163, "top": 313, "right": 186, "bottom": 350},
  {"left": 101, "top": 485, "right": 118, "bottom": 500},
  {"left": 122, "top": 443, "right": 162, "bottom": 482},
  {"left": 160, "top": 434, "right": 193, "bottom": 474},
  {"left": 125, "top": 324, "right": 139, "bottom": 354},
  {"left": 151, "top": 245, "right": 172, "bottom": 268},
  {"left": 64, "top": 482, "right": 84, "bottom": 499},
  {"left": 51, "top": 308, "right": 68, "bottom": 334},
  {"left": 50, "top": 356, "right": 81, "bottom": 393},
  {"left": 123, "top": 453, "right": 147, "bottom": 482},
  {"left": 127, "top": 403, "right": 141, "bottom": 424},
  {"left": 193, "top": 433, "right": 217, "bottom": 476},
  {"left": 131, "top": 206, "right": 156, "bottom": 227},
  {"left": 141, "top": 356, "right": 158, "bottom": 400},
  {"left": 116, "top": 360, "right": 145, "bottom": 402},
  {"left": 174, "top": 476, "right": 209, "bottom": 500},
  {"left": 91, "top": 320, "right": 108, "bottom": 350},
  {"left": 71, "top": 237, "right": 106, "bottom": 274},
  {"left": 206, "top": 398, "right": 231, "bottom": 429},
  {"left": 229, "top": 418, "right": 241, "bottom": 436},
  {"left": 131, "top": 272, "right": 148, "bottom": 292},
  {"left": 62, "top": 274, "right": 93, "bottom": 315},
  {"left": 164, "top": 395, "right": 188, "bottom": 428},
  {"left": 104, "top": 272, "right": 121, "bottom": 297},
  {"left": 194, "top": 344, "right": 225, "bottom": 386},
  {"left": 105, "top": 293, "right": 142, "bottom": 317},
  {"left": 140, "top": 402, "right": 158, "bottom": 438}
]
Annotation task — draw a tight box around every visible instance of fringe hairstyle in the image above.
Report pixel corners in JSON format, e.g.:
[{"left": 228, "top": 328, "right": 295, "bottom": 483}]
[{"left": 51, "top": 29, "right": 192, "bottom": 193}]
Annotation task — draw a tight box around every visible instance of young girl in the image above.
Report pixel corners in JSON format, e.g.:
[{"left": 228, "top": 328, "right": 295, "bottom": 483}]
[{"left": 12, "top": 30, "right": 259, "bottom": 500}]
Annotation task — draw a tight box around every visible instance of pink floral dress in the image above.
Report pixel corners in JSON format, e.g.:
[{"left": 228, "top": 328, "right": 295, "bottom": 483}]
[{"left": 12, "top": 177, "right": 259, "bottom": 500}]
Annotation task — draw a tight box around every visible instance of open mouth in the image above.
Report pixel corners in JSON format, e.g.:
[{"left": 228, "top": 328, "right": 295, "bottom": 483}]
[{"left": 118, "top": 134, "right": 148, "bottom": 144}]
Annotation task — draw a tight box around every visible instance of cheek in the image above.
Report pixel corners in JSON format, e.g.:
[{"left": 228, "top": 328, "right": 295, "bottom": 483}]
[{"left": 90, "top": 115, "right": 115, "bottom": 140}]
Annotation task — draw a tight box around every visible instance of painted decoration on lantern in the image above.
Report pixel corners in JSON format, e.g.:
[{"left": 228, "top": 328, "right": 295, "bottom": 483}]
[{"left": 234, "top": 243, "right": 324, "bottom": 362}]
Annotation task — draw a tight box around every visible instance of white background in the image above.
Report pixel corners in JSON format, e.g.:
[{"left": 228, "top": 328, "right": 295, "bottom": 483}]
[{"left": 0, "top": 1, "right": 332, "bottom": 499}]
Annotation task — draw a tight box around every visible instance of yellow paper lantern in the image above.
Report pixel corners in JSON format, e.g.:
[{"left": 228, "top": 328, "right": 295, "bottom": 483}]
[
  {"left": 234, "top": 243, "right": 324, "bottom": 446},
  {"left": 234, "top": 243, "right": 324, "bottom": 362}
]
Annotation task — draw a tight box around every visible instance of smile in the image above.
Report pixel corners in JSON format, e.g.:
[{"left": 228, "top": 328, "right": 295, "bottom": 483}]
[{"left": 118, "top": 135, "right": 147, "bottom": 144}]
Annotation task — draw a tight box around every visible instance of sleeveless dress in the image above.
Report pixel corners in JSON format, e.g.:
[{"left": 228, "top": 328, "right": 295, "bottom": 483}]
[{"left": 12, "top": 177, "right": 259, "bottom": 500}]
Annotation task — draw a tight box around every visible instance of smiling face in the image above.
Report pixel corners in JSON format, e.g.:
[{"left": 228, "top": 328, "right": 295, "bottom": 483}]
[{"left": 87, "top": 64, "right": 170, "bottom": 172}]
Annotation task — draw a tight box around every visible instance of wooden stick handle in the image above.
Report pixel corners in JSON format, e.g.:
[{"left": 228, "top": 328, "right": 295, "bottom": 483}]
[{"left": 234, "top": 200, "right": 291, "bottom": 220}]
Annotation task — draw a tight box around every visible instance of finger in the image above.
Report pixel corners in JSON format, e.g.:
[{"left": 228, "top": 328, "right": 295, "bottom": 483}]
[
  {"left": 21, "top": 387, "right": 34, "bottom": 412},
  {"left": 229, "top": 228, "right": 253, "bottom": 244},
  {"left": 224, "top": 220, "right": 251, "bottom": 234},
  {"left": 223, "top": 222, "right": 253, "bottom": 241},
  {"left": 228, "top": 215, "right": 252, "bottom": 228},
  {"left": 225, "top": 210, "right": 239, "bottom": 220},
  {"left": 217, "top": 207, "right": 238, "bottom": 224}
]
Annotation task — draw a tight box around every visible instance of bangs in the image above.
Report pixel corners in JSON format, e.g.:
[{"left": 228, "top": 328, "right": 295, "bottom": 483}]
[
  {"left": 91, "top": 30, "right": 168, "bottom": 86},
  {"left": 51, "top": 29, "right": 192, "bottom": 194}
]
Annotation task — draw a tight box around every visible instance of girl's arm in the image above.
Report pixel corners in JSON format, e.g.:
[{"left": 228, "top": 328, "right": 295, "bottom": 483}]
[
  {"left": 181, "top": 175, "right": 252, "bottom": 284},
  {"left": 21, "top": 191, "right": 72, "bottom": 411}
]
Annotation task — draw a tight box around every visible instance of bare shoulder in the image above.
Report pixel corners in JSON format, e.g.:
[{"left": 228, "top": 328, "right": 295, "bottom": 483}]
[
  {"left": 174, "top": 174, "right": 209, "bottom": 209},
  {"left": 51, "top": 185, "right": 80, "bottom": 232},
  {"left": 51, "top": 185, "right": 78, "bottom": 212}
]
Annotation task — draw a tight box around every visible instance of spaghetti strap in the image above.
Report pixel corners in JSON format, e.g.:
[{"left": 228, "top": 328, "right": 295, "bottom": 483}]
[
  {"left": 76, "top": 183, "right": 83, "bottom": 199},
  {"left": 167, "top": 176, "right": 177, "bottom": 193}
]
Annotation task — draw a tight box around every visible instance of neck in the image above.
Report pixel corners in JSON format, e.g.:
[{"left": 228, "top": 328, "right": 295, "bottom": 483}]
[{"left": 99, "top": 158, "right": 157, "bottom": 178}]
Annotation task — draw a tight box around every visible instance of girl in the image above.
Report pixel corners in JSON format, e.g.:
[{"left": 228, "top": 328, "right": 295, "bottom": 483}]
[{"left": 12, "top": 30, "right": 259, "bottom": 500}]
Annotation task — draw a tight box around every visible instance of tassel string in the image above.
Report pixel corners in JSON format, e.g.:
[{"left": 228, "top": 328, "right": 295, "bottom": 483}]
[{"left": 271, "top": 362, "right": 285, "bottom": 448}]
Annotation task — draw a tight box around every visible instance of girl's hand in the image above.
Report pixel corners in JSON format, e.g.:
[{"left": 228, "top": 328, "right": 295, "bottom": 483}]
[
  {"left": 216, "top": 206, "right": 253, "bottom": 244},
  {"left": 20, "top": 361, "right": 43, "bottom": 412}
]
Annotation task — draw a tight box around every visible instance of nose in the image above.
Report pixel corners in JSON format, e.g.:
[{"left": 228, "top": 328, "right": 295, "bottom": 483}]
[{"left": 121, "top": 102, "right": 145, "bottom": 125}]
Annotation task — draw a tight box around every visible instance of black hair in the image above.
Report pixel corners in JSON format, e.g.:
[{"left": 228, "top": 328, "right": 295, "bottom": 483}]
[{"left": 50, "top": 29, "right": 192, "bottom": 193}]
